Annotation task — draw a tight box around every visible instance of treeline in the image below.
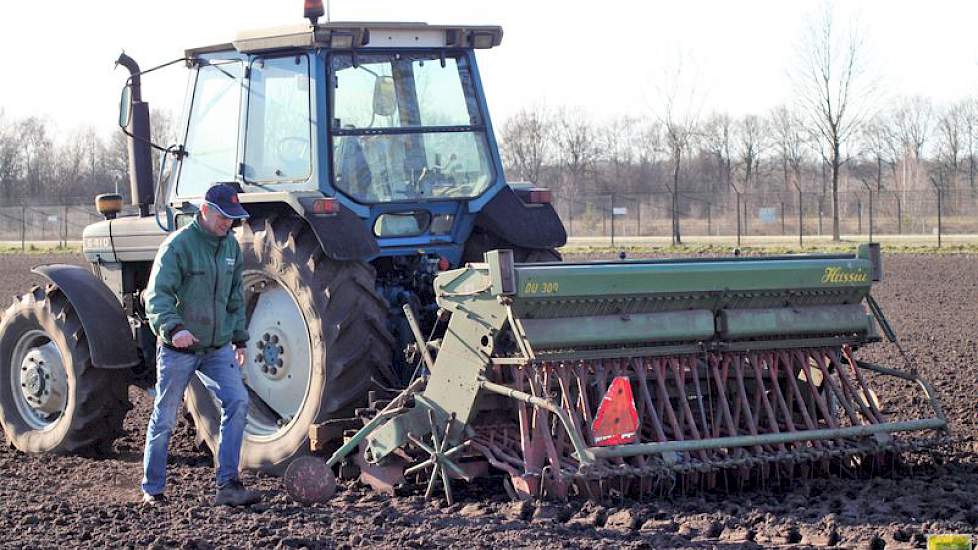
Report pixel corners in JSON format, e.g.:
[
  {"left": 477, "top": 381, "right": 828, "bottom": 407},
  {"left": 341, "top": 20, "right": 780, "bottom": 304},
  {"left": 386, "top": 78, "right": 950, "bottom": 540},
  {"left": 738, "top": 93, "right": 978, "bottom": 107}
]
[
  {"left": 0, "top": 109, "right": 175, "bottom": 207},
  {"left": 498, "top": 98, "right": 978, "bottom": 237}
]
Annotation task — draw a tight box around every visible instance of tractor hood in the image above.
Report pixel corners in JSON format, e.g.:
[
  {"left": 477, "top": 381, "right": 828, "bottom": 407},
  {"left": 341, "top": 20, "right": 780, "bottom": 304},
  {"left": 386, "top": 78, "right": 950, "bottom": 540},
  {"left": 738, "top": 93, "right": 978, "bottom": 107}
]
[{"left": 82, "top": 216, "right": 168, "bottom": 264}]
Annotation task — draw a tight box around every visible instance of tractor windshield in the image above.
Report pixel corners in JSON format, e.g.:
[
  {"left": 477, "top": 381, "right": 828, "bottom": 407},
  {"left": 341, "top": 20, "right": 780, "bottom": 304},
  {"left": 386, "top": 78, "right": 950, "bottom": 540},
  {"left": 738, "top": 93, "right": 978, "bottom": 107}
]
[{"left": 329, "top": 52, "right": 495, "bottom": 203}]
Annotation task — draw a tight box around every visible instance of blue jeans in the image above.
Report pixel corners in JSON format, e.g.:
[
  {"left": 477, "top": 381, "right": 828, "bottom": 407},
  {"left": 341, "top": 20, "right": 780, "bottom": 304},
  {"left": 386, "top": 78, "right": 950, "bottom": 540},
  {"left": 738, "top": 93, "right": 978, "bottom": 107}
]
[{"left": 141, "top": 344, "right": 249, "bottom": 495}]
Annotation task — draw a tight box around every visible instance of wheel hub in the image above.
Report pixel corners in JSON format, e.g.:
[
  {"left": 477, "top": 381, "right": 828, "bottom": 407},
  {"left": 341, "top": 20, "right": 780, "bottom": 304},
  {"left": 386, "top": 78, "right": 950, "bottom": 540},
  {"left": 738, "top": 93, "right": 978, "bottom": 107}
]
[
  {"left": 17, "top": 344, "right": 67, "bottom": 416},
  {"left": 255, "top": 331, "right": 288, "bottom": 380},
  {"left": 239, "top": 276, "right": 313, "bottom": 437}
]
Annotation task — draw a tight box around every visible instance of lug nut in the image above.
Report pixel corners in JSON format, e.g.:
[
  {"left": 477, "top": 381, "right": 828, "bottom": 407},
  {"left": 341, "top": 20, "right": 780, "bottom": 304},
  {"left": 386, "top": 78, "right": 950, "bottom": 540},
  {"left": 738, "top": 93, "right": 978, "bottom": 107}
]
[
  {"left": 257, "top": 341, "right": 265, "bottom": 349},
  {"left": 269, "top": 367, "right": 278, "bottom": 376},
  {"left": 261, "top": 365, "right": 269, "bottom": 373},
  {"left": 277, "top": 346, "right": 284, "bottom": 354},
  {"left": 263, "top": 334, "right": 270, "bottom": 342},
  {"left": 271, "top": 335, "right": 279, "bottom": 344},
  {"left": 276, "top": 359, "right": 283, "bottom": 367}
]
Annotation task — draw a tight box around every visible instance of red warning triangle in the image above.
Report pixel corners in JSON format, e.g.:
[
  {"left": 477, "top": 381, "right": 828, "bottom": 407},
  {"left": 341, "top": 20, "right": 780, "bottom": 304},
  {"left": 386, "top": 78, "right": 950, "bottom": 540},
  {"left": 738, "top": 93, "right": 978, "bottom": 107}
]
[{"left": 591, "top": 376, "right": 639, "bottom": 447}]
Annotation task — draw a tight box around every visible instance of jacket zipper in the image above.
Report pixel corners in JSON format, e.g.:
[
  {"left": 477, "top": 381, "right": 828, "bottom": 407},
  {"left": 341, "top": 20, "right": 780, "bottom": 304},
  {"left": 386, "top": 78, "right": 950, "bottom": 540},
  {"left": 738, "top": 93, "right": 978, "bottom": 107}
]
[{"left": 212, "top": 237, "right": 223, "bottom": 347}]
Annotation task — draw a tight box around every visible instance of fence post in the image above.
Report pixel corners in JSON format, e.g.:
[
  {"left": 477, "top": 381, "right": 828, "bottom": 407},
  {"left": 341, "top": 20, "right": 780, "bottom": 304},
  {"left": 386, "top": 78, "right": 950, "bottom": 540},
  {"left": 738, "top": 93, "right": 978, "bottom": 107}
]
[
  {"left": 797, "top": 190, "right": 803, "bottom": 247},
  {"left": 636, "top": 200, "right": 642, "bottom": 236},
  {"left": 818, "top": 198, "right": 823, "bottom": 236},
  {"left": 21, "top": 206, "right": 26, "bottom": 251},
  {"left": 707, "top": 202, "right": 712, "bottom": 237},
  {"left": 857, "top": 200, "right": 862, "bottom": 235},
  {"left": 781, "top": 201, "right": 785, "bottom": 235},
  {"left": 937, "top": 188, "right": 943, "bottom": 248},
  {"left": 896, "top": 196, "right": 902, "bottom": 235},
  {"left": 743, "top": 196, "right": 749, "bottom": 237},
  {"left": 567, "top": 200, "right": 573, "bottom": 238},
  {"left": 735, "top": 193, "right": 742, "bottom": 247},
  {"left": 868, "top": 189, "right": 874, "bottom": 243},
  {"left": 602, "top": 200, "right": 607, "bottom": 237},
  {"left": 610, "top": 193, "right": 616, "bottom": 247},
  {"left": 63, "top": 205, "right": 68, "bottom": 248}
]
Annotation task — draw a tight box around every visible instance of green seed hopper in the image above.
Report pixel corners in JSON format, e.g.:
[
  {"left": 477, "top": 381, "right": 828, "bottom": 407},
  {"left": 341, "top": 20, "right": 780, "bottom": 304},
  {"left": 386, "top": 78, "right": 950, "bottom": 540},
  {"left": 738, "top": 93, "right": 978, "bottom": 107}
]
[{"left": 288, "top": 245, "right": 947, "bottom": 503}]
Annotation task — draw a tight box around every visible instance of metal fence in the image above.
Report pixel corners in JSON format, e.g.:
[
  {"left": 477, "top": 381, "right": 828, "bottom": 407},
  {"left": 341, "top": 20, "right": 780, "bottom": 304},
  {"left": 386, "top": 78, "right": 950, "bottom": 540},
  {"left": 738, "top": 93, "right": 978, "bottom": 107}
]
[
  {"left": 0, "top": 205, "right": 109, "bottom": 247},
  {"left": 553, "top": 188, "right": 978, "bottom": 246},
  {"left": 2, "top": 187, "right": 976, "bottom": 249}
]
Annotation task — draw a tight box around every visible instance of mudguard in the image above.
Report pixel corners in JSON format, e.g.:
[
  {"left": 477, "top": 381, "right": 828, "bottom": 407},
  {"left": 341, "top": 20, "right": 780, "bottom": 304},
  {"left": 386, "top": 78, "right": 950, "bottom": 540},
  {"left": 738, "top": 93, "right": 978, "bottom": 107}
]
[
  {"left": 474, "top": 186, "right": 567, "bottom": 249},
  {"left": 32, "top": 265, "right": 140, "bottom": 369},
  {"left": 296, "top": 198, "right": 380, "bottom": 260}
]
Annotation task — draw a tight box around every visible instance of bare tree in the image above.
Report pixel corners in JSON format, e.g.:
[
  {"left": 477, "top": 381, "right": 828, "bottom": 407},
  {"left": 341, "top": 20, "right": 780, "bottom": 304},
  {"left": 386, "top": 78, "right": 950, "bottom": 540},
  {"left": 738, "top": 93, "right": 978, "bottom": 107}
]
[
  {"left": 962, "top": 99, "right": 978, "bottom": 190},
  {"left": 500, "top": 106, "right": 555, "bottom": 185},
  {"left": 18, "top": 117, "right": 55, "bottom": 203},
  {"left": 701, "top": 112, "right": 733, "bottom": 194},
  {"left": 935, "top": 102, "right": 964, "bottom": 191},
  {"left": 889, "top": 96, "right": 933, "bottom": 222},
  {"left": 553, "top": 107, "right": 600, "bottom": 198},
  {"left": 53, "top": 129, "right": 88, "bottom": 203},
  {"left": 732, "top": 114, "right": 766, "bottom": 239},
  {"left": 598, "top": 115, "right": 641, "bottom": 193},
  {"left": 792, "top": 2, "right": 874, "bottom": 240},
  {"left": 0, "top": 110, "right": 22, "bottom": 204},
  {"left": 770, "top": 106, "right": 809, "bottom": 244},
  {"left": 654, "top": 51, "right": 705, "bottom": 245}
]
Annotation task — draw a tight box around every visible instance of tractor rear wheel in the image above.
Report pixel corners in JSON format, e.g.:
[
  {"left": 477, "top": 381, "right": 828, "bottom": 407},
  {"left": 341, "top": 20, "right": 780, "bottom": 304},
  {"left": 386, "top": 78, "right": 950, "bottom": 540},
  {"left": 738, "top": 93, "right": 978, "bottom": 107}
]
[
  {"left": 184, "top": 214, "right": 394, "bottom": 474},
  {"left": 0, "top": 286, "right": 130, "bottom": 454}
]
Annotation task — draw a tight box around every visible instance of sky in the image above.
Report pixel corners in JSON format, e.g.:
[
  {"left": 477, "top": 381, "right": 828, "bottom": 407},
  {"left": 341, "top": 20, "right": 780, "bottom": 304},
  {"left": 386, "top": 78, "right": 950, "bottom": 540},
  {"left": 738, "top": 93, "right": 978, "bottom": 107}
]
[{"left": 1, "top": 0, "right": 977, "bottom": 140}]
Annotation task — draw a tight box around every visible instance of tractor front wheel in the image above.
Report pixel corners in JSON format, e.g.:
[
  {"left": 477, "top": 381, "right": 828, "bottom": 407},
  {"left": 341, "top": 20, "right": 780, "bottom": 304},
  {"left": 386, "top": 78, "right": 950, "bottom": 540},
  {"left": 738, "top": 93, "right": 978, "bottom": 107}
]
[{"left": 0, "top": 286, "right": 130, "bottom": 454}]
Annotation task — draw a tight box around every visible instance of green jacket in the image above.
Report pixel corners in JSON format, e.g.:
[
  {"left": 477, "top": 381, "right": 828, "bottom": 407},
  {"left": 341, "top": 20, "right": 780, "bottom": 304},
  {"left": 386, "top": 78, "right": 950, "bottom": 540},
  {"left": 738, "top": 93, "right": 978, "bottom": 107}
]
[{"left": 145, "top": 216, "right": 248, "bottom": 351}]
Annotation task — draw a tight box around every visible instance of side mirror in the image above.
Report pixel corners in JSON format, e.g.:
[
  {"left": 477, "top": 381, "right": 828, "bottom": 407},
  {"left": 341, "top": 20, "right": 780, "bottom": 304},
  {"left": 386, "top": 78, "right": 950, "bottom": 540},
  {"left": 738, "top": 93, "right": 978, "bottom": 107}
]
[
  {"left": 372, "top": 76, "right": 396, "bottom": 117},
  {"left": 119, "top": 85, "right": 133, "bottom": 128}
]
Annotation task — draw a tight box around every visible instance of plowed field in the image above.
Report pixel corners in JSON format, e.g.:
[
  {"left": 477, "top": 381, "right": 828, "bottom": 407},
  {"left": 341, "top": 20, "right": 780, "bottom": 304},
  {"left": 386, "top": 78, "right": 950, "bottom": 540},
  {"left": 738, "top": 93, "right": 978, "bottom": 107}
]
[{"left": 0, "top": 252, "right": 976, "bottom": 549}]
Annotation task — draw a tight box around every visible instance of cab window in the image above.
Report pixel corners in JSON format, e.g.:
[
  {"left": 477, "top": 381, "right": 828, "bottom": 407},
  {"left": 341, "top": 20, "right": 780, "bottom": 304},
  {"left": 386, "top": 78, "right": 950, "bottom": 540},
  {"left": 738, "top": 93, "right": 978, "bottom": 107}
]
[
  {"left": 243, "top": 55, "right": 312, "bottom": 183},
  {"left": 177, "top": 61, "right": 243, "bottom": 197}
]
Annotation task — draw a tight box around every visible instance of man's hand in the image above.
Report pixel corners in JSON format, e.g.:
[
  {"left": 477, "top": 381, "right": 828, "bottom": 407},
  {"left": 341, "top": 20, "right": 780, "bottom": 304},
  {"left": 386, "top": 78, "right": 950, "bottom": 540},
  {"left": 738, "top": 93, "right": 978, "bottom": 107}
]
[
  {"left": 171, "top": 329, "right": 199, "bottom": 349},
  {"left": 234, "top": 346, "right": 247, "bottom": 367}
]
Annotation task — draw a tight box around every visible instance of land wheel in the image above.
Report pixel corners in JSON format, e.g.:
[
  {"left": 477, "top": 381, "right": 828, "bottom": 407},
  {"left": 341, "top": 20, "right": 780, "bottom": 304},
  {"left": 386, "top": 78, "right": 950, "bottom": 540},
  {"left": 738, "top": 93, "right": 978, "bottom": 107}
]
[
  {"left": 0, "top": 285, "right": 130, "bottom": 454},
  {"left": 185, "top": 213, "right": 395, "bottom": 474}
]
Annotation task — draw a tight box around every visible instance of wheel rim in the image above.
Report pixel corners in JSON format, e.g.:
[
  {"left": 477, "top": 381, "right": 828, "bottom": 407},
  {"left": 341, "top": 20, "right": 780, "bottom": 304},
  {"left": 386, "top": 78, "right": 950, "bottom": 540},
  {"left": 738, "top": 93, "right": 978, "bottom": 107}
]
[
  {"left": 9, "top": 329, "right": 68, "bottom": 431},
  {"left": 240, "top": 273, "right": 313, "bottom": 439}
]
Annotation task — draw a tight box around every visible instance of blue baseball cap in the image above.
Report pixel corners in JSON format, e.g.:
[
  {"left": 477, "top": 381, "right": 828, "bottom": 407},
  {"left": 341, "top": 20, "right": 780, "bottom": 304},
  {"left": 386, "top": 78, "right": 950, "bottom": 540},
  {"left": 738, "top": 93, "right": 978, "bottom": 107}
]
[{"left": 204, "top": 183, "right": 249, "bottom": 219}]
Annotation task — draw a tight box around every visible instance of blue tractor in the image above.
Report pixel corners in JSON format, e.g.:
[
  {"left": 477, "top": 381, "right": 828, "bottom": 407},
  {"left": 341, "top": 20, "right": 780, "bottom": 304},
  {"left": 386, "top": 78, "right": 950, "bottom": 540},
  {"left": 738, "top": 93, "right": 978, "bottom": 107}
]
[{"left": 0, "top": 8, "right": 564, "bottom": 472}]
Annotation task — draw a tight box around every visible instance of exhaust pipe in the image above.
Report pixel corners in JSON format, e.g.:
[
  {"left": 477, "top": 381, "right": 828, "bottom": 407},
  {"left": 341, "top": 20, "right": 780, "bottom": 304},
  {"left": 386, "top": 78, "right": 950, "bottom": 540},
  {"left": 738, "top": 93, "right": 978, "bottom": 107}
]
[{"left": 115, "top": 53, "right": 154, "bottom": 217}]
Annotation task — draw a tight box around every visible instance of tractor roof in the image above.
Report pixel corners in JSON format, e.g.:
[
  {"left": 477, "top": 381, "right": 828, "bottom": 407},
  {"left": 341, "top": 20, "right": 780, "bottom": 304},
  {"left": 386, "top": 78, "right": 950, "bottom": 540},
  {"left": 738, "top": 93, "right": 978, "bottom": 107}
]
[{"left": 185, "top": 22, "right": 503, "bottom": 58}]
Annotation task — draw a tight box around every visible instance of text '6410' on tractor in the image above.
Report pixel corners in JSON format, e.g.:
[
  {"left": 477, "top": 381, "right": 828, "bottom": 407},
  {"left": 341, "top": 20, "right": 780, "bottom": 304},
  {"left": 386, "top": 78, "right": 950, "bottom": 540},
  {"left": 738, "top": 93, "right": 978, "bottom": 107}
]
[{"left": 0, "top": 2, "right": 948, "bottom": 503}]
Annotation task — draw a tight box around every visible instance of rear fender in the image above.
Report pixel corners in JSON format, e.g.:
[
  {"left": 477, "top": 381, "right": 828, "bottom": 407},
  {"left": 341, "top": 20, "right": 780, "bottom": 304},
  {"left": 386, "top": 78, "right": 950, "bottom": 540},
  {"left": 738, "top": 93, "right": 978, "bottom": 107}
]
[
  {"left": 472, "top": 186, "right": 566, "bottom": 250},
  {"left": 239, "top": 196, "right": 378, "bottom": 261},
  {"left": 32, "top": 265, "right": 140, "bottom": 369}
]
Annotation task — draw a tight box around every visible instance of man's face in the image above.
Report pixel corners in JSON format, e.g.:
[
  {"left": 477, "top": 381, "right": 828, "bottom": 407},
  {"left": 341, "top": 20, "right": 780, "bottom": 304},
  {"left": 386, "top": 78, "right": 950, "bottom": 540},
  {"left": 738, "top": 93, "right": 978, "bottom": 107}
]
[{"left": 200, "top": 203, "right": 234, "bottom": 236}]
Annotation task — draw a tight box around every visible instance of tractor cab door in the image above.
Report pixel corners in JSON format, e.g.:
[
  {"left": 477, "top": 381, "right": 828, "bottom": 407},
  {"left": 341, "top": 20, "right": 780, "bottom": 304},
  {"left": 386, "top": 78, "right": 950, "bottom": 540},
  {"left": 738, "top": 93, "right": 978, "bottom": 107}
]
[{"left": 168, "top": 59, "right": 246, "bottom": 222}]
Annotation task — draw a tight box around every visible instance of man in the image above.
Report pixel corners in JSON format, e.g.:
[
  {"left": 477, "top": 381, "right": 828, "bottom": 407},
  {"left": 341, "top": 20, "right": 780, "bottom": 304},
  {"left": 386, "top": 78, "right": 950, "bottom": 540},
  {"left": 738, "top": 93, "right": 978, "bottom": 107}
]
[{"left": 141, "top": 183, "right": 260, "bottom": 507}]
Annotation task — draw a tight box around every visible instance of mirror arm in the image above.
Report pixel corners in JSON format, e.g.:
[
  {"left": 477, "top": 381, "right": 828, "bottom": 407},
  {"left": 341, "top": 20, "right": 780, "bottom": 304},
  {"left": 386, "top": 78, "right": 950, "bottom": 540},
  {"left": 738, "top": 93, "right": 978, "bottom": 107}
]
[{"left": 119, "top": 125, "right": 171, "bottom": 154}]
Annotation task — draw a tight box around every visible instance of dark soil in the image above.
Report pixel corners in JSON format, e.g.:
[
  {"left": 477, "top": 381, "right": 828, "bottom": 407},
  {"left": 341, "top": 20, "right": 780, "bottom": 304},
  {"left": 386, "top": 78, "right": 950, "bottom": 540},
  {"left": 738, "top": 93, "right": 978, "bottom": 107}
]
[{"left": 1, "top": 252, "right": 976, "bottom": 549}]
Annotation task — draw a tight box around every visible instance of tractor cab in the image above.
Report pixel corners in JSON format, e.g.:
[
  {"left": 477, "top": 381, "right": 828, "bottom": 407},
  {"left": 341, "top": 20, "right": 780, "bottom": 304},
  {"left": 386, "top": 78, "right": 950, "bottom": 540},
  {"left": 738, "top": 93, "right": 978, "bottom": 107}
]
[{"left": 163, "top": 21, "right": 506, "bottom": 264}]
